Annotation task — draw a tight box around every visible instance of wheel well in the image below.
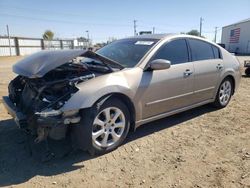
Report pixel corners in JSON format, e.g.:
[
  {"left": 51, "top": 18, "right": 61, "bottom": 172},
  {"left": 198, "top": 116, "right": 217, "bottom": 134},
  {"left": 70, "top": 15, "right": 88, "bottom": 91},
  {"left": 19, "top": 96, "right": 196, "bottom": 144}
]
[
  {"left": 94, "top": 93, "right": 136, "bottom": 132},
  {"left": 224, "top": 75, "right": 235, "bottom": 95}
]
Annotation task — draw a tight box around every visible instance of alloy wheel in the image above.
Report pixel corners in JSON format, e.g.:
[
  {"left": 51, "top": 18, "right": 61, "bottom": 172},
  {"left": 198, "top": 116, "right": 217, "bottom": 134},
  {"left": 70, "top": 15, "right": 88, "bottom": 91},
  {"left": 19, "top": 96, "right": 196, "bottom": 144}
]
[
  {"left": 92, "top": 107, "right": 126, "bottom": 147},
  {"left": 219, "top": 80, "right": 232, "bottom": 106}
]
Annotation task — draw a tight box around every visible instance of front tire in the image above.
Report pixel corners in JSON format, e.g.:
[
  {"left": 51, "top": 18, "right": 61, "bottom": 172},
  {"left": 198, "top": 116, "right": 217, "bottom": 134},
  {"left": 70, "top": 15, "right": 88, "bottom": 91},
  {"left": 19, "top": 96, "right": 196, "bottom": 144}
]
[
  {"left": 212, "top": 78, "right": 233, "bottom": 108},
  {"left": 78, "top": 98, "right": 130, "bottom": 155}
]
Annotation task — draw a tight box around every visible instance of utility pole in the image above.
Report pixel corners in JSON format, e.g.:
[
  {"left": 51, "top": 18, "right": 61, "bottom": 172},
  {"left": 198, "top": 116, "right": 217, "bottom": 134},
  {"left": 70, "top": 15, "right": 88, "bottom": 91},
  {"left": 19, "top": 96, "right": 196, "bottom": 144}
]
[
  {"left": 6, "top": 25, "right": 12, "bottom": 56},
  {"left": 86, "top": 30, "right": 89, "bottom": 48},
  {"left": 133, "top": 20, "right": 137, "bottom": 36},
  {"left": 199, "top": 17, "right": 204, "bottom": 37},
  {"left": 152, "top": 27, "right": 155, "bottom": 34},
  {"left": 214, "top": 26, "right": 218, "bottom": 43}
]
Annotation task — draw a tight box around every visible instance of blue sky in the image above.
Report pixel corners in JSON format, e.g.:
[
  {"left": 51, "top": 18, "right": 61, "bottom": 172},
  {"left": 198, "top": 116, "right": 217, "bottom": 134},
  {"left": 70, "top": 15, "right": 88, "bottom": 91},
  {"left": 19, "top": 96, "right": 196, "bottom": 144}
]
[{"left": 0, "top": 0, "right": 249, "bottom": 43}]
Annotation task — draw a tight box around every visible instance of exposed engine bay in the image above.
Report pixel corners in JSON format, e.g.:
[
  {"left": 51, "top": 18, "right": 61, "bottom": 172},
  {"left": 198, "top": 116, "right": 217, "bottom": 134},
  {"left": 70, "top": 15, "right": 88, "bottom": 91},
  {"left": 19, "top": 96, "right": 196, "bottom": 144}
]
[{"left": 7, "top": 53, "right": 118, "bottom": 143}]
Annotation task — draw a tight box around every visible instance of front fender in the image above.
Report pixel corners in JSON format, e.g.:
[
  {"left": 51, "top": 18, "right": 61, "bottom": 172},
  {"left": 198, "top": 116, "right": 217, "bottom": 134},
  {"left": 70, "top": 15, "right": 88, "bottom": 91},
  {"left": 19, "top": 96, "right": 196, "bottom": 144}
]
[
  {"left": 61, "top": 68, "right": 141, "bottom": 112},
  {"left": 61, "top": 85, "right": 134, "bottom": 111}
]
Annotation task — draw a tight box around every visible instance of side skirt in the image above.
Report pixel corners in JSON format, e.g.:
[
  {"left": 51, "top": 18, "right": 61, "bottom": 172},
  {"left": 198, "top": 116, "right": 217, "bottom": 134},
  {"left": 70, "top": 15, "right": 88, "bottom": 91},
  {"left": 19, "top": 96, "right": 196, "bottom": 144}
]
[{"left": 135, "top": 99, "right": 214, "bottom": 129}]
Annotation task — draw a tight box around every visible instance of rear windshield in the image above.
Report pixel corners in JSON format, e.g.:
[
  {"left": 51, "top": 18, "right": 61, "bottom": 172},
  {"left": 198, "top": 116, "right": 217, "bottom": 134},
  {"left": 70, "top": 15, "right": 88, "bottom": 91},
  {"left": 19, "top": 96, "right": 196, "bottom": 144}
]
[{"left": 96, "top": 38, "right": 159, "bottom": 67}]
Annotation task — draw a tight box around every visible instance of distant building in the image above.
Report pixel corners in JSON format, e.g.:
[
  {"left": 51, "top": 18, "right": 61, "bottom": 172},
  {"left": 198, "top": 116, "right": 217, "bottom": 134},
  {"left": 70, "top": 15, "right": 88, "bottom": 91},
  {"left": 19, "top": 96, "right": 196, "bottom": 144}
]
[
  {"left": 74, "top": 37, "right": 91, "bottom": 49},
  {"left": 221, "top": 18, "right": 250, "bottom": 54}
]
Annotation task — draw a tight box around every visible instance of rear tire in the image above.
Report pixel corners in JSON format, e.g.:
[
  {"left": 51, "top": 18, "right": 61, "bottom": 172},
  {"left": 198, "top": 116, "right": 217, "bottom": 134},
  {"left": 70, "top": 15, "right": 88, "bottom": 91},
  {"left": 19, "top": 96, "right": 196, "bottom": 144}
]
[
  {"left": 212, "top": 78, "right": 233, "bottom": 108},
  {"left": 76, "top": 97, "right": 130, "bottom": 155}
]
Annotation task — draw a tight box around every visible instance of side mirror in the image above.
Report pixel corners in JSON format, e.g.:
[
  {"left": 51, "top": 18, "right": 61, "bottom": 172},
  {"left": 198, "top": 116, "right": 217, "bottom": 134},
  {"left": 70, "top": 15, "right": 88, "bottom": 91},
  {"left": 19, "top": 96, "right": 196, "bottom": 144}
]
[{"left": 149, "top": 59, "right": 171, "bottom": 70}]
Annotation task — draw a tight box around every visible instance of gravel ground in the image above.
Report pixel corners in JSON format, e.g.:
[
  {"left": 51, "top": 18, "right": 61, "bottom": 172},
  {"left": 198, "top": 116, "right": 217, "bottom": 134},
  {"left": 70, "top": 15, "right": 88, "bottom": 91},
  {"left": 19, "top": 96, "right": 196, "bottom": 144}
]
[{"left": 0, "top": 55, "right": 249, "bottom": 188}]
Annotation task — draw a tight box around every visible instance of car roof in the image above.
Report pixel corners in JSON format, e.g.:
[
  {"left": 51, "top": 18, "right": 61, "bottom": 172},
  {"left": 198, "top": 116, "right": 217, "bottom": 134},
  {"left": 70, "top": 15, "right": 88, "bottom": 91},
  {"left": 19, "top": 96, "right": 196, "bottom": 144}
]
[{"left": 124, "top": 33, "right": 210, "bottom": 41}]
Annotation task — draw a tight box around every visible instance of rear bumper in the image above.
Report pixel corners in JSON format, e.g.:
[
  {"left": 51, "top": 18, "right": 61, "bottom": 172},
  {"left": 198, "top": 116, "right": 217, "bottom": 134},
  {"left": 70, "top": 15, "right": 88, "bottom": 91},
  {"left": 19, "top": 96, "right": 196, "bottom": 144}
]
[{"left": 2, "top": 96, "right": 28, "bottom": 128}]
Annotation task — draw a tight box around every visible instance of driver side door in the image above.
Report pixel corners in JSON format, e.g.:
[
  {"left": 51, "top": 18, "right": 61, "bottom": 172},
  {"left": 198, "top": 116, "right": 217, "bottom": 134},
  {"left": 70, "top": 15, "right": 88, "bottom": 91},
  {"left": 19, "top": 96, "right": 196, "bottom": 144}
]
[{"left": 139, "top": 39, "right": 195, "bottom": 119}]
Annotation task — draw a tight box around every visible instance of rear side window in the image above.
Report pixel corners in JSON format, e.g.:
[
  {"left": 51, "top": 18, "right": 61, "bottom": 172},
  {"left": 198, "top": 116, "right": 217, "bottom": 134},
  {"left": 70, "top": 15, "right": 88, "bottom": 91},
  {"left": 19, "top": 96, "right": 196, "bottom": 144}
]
[
  {"left": 189, "top": 39, "right": 214, "bottom": 61},
  {"left": 153, "top": 39, "right": 189, "bottom": 65},
  {"left": 211, "top": 45, "right": 221, "bottom": 59}
]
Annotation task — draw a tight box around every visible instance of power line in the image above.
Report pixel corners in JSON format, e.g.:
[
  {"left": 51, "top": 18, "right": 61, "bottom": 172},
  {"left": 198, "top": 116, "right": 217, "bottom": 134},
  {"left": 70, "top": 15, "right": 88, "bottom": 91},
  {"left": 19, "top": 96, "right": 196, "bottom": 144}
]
[
  {"left": 0, "top": 12, "right": 194, "bottom": 35},
  {"left": 0, "top": 13, "right": 131, "bottom": 27},
  {"left": 202, "top": 31, "right": 215, "bottom": 33},
  {"left": 1, "top": 4, "right": 101, "bottom": 19},
  {"left": 139, "top": 20, "right": 189, "bottom": 29},
  {"left": 2, "top": 4, "right": 216, "bottom": 34},
  {"left": 1, "top": 10, "right": 221, "bottom": 42},
  {"left": 3, "top": 5, "right": 180, "bottom": 33}
]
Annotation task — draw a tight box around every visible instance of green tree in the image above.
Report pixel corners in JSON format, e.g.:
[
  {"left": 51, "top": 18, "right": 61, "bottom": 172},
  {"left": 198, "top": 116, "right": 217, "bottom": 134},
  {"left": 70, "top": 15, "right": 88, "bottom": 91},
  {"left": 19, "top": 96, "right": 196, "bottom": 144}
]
[
  {"left": 43, "top": 30, "right": 54, "bottom": 40},
  {"left": 186, "top": 30, "right": 200, "bottom": 36}
]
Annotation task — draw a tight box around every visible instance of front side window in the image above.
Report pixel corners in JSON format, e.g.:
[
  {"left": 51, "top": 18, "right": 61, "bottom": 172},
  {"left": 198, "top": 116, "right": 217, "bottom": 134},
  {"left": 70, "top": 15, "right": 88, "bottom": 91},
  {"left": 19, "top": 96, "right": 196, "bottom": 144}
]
[
  {"left": 96, "top": 39, "right": 158, "bottom": 68},
  {"left": 152, "top": 39, "right": 189, "bottom": 65},
  {"left": 188, "top": 39, "right": 214, "bottom": 61}
]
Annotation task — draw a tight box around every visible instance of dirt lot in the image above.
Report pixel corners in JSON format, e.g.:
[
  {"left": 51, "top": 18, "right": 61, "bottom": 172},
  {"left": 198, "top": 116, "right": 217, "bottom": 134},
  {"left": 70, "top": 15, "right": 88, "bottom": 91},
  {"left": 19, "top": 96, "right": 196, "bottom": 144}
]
[{"left": 0, "top": 56, "right": 249, "bottom": 188}]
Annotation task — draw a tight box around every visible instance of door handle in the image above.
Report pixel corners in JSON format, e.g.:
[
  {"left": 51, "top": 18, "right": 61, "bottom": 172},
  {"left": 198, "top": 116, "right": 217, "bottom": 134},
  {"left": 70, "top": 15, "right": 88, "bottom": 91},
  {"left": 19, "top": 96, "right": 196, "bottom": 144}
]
[
  {"left": 184, "top": 69, "right": 193, "bottom": 77},
  {"left": 216, "top": 64, "right": 223, "bottom": 70}
]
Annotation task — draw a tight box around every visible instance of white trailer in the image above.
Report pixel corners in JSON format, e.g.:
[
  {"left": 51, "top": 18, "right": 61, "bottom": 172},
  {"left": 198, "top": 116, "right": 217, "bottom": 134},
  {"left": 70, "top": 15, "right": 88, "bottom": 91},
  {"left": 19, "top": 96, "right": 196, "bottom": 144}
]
[{"left": 221, "top": 18, "right": 250, "bottom": 54}]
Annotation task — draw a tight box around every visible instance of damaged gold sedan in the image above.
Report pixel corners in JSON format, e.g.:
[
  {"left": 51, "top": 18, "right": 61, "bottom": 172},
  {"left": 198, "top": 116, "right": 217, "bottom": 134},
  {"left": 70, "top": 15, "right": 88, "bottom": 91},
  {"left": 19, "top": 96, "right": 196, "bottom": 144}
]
[{"left": 2, "top": 34, "right": 241, "bottom": 155}]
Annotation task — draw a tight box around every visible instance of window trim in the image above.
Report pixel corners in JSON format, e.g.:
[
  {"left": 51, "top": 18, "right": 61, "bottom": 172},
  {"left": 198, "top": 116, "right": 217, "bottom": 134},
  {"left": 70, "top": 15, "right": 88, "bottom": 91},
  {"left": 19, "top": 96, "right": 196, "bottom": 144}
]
[
  {"left": 187, "top": 38, "right": 222, "bottom": 61},
  {"left": 211, "top": 44, "right": 222, "bottom": 59}
]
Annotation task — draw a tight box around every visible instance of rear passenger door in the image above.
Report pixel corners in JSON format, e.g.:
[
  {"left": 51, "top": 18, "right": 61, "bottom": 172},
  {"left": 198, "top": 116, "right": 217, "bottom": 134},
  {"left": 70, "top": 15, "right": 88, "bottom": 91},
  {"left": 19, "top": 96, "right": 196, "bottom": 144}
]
[{"left": 188, "top": 39, "right": 223, "bottom": 103}]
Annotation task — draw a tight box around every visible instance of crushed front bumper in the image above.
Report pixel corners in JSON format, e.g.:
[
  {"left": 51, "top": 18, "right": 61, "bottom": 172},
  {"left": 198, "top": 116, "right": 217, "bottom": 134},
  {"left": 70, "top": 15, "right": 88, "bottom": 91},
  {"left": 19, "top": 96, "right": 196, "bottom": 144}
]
[
  {"left": 2, "top": 96, "right": 64, "bottom": 128},
  {"left": 2, "top": 96, "right": 28, "bottom": 128}
]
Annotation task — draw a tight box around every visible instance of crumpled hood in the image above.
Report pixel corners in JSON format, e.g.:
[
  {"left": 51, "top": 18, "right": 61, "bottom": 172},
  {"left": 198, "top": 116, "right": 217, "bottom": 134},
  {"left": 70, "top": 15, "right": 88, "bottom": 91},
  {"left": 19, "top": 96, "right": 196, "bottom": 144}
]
[
  {"left": 13, "top": 50, "right": 87, "bottom": 78},
  {"left": 13, "top": 49, "right": 124, "bottom": 78}
]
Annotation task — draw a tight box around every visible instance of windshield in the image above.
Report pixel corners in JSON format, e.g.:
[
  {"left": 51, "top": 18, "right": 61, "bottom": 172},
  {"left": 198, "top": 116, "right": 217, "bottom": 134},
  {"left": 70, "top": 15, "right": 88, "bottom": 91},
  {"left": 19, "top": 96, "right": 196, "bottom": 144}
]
[{"left": 96, "top": 38, "right": 159, "bottom": 68}]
